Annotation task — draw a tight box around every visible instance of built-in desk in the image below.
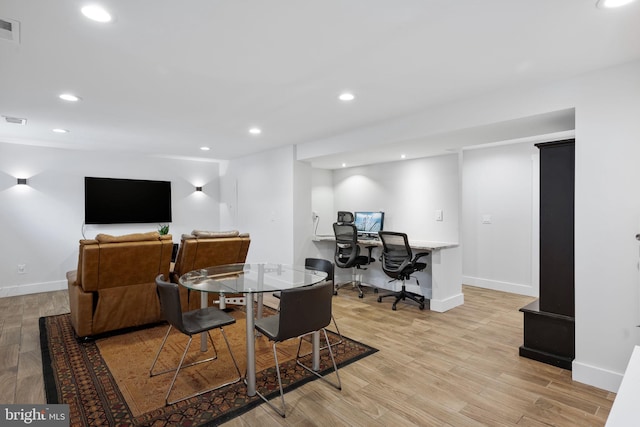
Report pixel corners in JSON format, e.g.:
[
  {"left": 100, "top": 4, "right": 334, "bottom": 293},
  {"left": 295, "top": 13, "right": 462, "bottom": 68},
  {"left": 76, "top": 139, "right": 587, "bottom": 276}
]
[{"left": 312, "top": 235, "right": 463, "bottom": 312}]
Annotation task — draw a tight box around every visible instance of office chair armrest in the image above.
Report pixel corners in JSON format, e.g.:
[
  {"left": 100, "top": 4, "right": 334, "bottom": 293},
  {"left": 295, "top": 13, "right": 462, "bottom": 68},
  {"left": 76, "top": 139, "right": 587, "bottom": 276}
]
[{"left": 412, "top": 252, "right": 430, "bottom": 264}]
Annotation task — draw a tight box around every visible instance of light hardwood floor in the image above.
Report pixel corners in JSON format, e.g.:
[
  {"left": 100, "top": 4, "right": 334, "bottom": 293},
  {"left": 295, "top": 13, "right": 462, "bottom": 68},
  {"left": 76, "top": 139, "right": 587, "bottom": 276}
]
[{"left": 0, "top": 285, "right": 615, "bottom": 426}]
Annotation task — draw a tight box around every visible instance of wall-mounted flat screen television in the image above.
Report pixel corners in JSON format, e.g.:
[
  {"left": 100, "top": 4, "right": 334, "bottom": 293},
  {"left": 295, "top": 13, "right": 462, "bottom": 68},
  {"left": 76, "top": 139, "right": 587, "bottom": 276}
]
[
  {"left": 354, "top": 211, "right": 384, "bottom": 234},
  {"left": 84, "top": 177, "right": 172, "bottom": 224}
]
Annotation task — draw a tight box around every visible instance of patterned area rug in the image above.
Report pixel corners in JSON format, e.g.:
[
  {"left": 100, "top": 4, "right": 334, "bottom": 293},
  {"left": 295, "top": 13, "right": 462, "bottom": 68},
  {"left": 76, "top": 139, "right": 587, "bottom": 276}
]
[{"left": 40, "top": 310, "right": 377, "bottom": 426}]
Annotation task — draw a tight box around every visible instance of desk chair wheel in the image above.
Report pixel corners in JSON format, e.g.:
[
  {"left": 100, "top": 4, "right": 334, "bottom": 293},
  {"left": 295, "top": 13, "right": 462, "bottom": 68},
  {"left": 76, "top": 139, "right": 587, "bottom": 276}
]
[{"left": 358, "top": 291, "right": 364, "bottom": 298}]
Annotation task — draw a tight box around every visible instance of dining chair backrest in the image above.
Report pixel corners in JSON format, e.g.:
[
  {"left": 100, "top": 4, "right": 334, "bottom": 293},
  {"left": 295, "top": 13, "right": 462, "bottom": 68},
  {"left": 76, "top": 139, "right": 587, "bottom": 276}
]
[
  {"left": 305, "top": 257, "right": 334, "bottom": 285},
  {"left": 275, "top": 281, "right": 333, "bottom": 342},
  {"left": 155, "top": 274, "right": 187, "bottom": 335}
]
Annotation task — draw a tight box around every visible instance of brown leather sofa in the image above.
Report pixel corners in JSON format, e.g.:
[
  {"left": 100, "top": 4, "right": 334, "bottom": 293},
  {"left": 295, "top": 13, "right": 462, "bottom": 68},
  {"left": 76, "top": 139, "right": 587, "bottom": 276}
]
[
  {"left": 170, "top": 230, "right": 251, "bottom": 310},
  {"left": 66, "top": 231, "right": 173, "bottom": 338}
]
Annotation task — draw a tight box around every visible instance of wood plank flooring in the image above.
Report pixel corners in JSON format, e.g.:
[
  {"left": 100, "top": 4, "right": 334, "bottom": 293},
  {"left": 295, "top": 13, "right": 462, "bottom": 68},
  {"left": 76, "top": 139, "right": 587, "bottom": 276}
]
[{"left": 0, "top": 285, "right": 615, "bottom": 426}]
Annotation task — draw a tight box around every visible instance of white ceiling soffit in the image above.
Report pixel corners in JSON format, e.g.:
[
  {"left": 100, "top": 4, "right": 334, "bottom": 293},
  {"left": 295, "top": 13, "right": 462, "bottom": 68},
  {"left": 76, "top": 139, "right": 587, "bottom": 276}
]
[{"left": 308, "top": 109, "right": 575, "bottom": 169}]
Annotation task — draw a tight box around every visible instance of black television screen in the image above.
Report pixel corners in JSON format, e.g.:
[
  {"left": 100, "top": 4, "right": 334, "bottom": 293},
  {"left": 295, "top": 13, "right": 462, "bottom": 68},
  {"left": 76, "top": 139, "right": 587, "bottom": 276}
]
[{"left": 84, "top": 177, "right": 172, "bottom": 224}]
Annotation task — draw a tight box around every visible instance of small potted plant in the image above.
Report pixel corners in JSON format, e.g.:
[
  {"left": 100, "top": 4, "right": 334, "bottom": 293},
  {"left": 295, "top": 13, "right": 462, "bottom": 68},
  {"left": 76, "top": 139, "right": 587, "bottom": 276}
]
[{"left": 158, "top": 224, "right": 170, "bottom": 235}]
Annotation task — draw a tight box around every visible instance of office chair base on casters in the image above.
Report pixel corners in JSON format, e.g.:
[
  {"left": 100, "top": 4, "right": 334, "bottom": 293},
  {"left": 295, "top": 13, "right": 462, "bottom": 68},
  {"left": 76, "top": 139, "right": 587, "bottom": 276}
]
[
  {"left": 334, "top": 281, "right": 378, "bottom": 298},
  {"left": 377, "top": 287, "right": 425, "bottom": 311}
]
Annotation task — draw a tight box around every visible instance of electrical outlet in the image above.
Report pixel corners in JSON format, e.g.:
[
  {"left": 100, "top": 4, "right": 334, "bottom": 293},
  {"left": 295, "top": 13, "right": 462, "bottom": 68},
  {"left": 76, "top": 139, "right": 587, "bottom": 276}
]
[
  {"left": 17, "top": 264, "right": 26, "bottom": 274},
  {"left": 435, "top": 210, "right": 443, "bottom": 221}
]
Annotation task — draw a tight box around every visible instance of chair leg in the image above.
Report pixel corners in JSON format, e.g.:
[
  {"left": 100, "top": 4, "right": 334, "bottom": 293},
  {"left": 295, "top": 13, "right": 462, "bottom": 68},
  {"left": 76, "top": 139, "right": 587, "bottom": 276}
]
[
  {"left": 298, "top": 315, "right": 343, "bottom": 355},
  {"left": 335, "top": 269, "right": 375, "bottom": 298},
  {"left": 295, "top": 328, "right": 342, "bottom": 391},
  {"left": 153, "top": 328, "right": 241, "bottom": 406},
  {"left": 330, "top": 315, "right": 343, "bottom": 346},
  {"left": 255, "top": 342, "right": 287, "bottom": 417},
  {"left": 255, "top": 328, "right": 343, "bottom": 418},
  {"left": 377, "top": 280, "right": 425, "bottom": 311},
  {"left": 150, "top": 326, "right": 220, "bottom": 377},
  {"left": 149, "top": 324, "right": 174, "bottom": 377},
  {"left": 403, "top": 289, "right": 426, "bottom": 306},
  {"left": 218, "top": 326, "right": 242, "bottom": 383},
  {"left": 165, "top": 334, "right": 195, "bottom": 405}
]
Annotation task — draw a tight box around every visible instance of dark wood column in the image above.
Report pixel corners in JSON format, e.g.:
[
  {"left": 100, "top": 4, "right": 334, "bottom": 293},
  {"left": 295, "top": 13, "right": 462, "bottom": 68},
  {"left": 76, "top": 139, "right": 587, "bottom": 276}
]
[{"left": 520, "top": 139, "right": 575, "bottom": 370}]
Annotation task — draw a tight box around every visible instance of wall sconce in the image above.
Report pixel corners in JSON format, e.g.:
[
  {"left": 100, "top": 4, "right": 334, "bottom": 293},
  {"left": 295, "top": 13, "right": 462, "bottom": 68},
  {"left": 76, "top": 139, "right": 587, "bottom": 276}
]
[
  {"left": 17, "top": 178, "right": 28, "bottom": 185},
  {"left": 196, "top": 186, "right": 203, "bottom": 192}
]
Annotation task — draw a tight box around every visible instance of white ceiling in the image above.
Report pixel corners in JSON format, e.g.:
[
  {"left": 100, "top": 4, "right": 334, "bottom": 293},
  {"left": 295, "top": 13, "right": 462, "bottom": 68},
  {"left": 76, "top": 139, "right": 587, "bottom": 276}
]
[{"left": 1, "top": 0, "right": 639, "bottom": 168}]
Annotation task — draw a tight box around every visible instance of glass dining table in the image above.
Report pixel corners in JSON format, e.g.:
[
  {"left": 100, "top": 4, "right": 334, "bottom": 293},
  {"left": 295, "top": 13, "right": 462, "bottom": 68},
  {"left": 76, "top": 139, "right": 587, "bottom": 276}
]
[{"left": 179, "top": 263, "right": 328, "bottom": 396}]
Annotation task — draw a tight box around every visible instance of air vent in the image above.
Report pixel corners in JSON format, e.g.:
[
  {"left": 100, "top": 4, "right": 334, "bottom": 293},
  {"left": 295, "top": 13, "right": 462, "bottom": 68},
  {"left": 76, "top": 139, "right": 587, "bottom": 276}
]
[
  {"left": 0, "top": 18, "right": 20, "bottom": 43},
  {"left": 2, "top": 116, "right": 27, "bottom": 125}
]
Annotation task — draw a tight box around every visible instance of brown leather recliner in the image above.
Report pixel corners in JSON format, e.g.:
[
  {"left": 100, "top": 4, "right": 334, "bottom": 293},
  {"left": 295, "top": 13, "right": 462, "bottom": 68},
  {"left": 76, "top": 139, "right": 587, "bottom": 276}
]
[
  {"left": 170, "top": 230, "right": 251, "bottom": 310},
  {"left": 66, "top": 231, "right": 173, "bottom": 338}
]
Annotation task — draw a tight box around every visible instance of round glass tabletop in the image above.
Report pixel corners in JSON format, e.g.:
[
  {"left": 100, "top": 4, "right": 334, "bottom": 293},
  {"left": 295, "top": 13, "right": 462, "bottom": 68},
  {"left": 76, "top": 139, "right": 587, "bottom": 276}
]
[{"left": 179, "top": 262, "right": 328, "bottom": 294}]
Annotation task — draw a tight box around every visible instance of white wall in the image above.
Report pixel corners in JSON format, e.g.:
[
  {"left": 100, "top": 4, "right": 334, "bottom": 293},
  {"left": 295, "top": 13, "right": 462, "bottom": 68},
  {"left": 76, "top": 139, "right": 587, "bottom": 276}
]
[
  {"left": 0, "top": 142, "right": 221, "bottom": 296},
  {"left": 311, "top": 168, "right": 335, "bottom": 236},
  {"left": 293, "top": 157, "right": 316, "bottom": 266},
  {"left": 462, "top": 142, "right": 539, "bottom": 296},
  {"left": 219, "top": 145, "right": 296, "bottom": 264},
  {"left": 332, "top": 154, "right": 460, "bottom": 243},
  {"left": 571, "top": 62, "right": 640, "bottom": 392}
]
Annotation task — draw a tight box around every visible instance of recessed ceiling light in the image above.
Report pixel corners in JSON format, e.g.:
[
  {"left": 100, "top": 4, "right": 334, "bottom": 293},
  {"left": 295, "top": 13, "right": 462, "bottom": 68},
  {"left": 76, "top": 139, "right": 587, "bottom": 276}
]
[
  {"left": 338, "top": 92, "right": 355, "bottom": 102},
  {"left": 59, "top": 93, "right": 81, "bottom": 102},
  {"left": 596, "top": 0, "right": 636, "bottom": 8},
  {"left": 342, "top": 163, "right": 347, "bottom": 168},
  {"left": 200, "top": 146, "right": 210, "bottom": 151},
  {"left": 400, "top": 154, "right": 406, "bottom": 159},
  {"left": 52, "top": 128, "right": 69, "bottom": 133},
  {"left": 81, "top": 5, "right": 112, "bottom": 22},
  {"left": 249, "top": 127, "right": 262, "bottom": 135}
]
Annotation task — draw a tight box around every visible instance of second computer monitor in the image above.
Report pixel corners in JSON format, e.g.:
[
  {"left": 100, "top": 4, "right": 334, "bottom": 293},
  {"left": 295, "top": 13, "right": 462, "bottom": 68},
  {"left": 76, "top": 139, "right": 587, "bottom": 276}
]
[{"left": 354, "top": 211, "right": 384, "bottom": 235}]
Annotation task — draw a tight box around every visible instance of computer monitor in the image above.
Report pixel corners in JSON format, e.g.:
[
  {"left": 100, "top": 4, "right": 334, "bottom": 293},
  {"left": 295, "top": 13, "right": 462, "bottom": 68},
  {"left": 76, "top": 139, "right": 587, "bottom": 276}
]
[{"left": 354, "top": 211, "right": 384, "bottom": 235}]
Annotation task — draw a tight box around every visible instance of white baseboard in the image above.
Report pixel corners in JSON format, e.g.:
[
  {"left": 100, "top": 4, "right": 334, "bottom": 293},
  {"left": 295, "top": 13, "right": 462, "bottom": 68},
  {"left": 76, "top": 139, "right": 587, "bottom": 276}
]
[
  {"left": 430, "top": 292, "right": 464, "bottom": 312},
  {"left": 0, "top": 280, "right": 67, "bottom": 298},
  {"left": 463, "top": 275, "right": 538, "bottom": 297},
  {"left": 573, "top": 359, "right": 623, "bottom": 393}
]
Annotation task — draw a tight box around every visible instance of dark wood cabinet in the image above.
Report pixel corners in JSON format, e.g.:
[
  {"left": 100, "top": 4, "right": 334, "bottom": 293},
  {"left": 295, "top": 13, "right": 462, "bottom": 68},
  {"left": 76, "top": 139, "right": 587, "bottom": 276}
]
[{"left": 520, "top": 139, "right": 575, "bottom": 369}]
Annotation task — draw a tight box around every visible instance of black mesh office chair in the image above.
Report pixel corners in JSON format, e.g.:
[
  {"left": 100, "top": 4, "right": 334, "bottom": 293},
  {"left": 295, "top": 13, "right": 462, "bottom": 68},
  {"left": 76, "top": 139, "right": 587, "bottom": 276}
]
[
  {"left": 336, "top": 210, "right": 354, "bottom": 224},
  {"left": 254, "top": 281, "right": 341, "bottom": 417},
  {"left": 150, "top": 275, "right": 242, "bottom": 405},
  {"left": 333, "top": 222, "right": 375, "bottom": 298},
  {"left": 377, "top": 232, "right": 429, "bottom": 311}
]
